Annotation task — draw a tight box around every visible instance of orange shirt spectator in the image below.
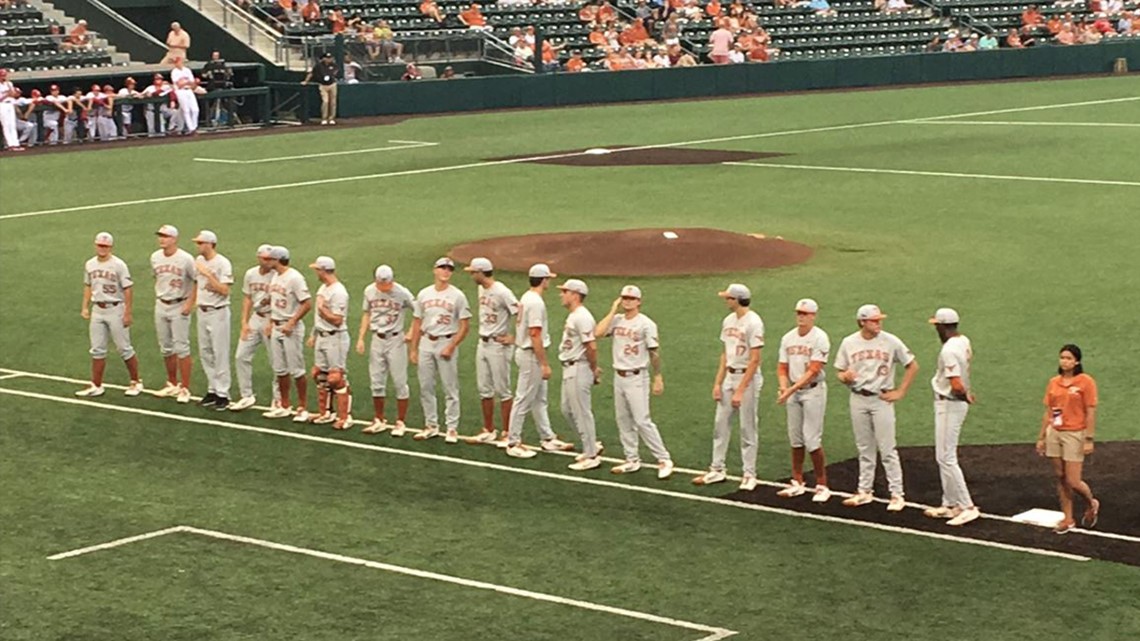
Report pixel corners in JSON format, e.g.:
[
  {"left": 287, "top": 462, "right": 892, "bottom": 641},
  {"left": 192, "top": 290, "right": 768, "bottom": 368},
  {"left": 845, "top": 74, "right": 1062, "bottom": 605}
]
[
  {"left": 589, "top": 28, "right": 607, "bottom": 47},
  {"left": 68, "top": 21, "right": 90, "bottom": 47},
  {"left": 580, "top": 4, "right": 599, "bottom": 23},
  {"left": 707, "top": 0, "right": 723, "bottom": 17},
  {"left": 459, "top": 4, "right": 486, "bottom": 27},
  {"left": 566, "top": 54, "right": 586, "bottom": 72},
  {"left": 1021, "top": 5, "right": 1044, "bottom": 28},
  {"left": 598, "top": 1, "right": 617, "bottom": 23},
  {"left": 626, "top": 18, "right": 650, "bottom": 43},
  {"left": 420, "top": 0, "right": 444, "bottom": 22},
  {"left": 1046, "top": 16, "right": 1062, "bottom": 34},
  {"left": 541, "top": 40, "right": 559, "bottom": 64},
  {"left": 329, "top": 9, "right": 346, "bottom": 33},
  {"left": 301, "top": 0, "right": 321, "bottom": 22}
]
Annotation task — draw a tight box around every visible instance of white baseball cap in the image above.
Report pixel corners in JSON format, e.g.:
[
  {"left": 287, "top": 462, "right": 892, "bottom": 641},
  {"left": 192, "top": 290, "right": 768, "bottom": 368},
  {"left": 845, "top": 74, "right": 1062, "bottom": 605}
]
[
  {"left": 856, "top": 304, "right": 887, "bottom": 321},
  {"left": 434, "top": 257, "right": 456, "bottom": 269},
  {"left": 529, "top": 263, "right": 557, "bottom": 279},
  {"left": 929, "top": 307, "right": 960, "bottom": 325},
  {"left": 620, "top": 285, "right": 642, "bottom": 299},
  {"left": 256, "top": 244, "right": 273, "bottom": 258},
  {"left": 464, "top": 257, "right": 493, "bottom": 273},
  {"left": 718, "top": 283, "right": 751, "bottom": 300},
  {"left": 94, "top": 232, "right": 114, "bottom": 246},
  {"left": 269, "top": 246, "right": 290, "bottom": 261},
  {"left": 309, "top": 255, "right": 336, "bottom": 271},
  {"left": 155, "top": 224, "right": 179, "bottom": 238},
  {"left": 795, "top": 298, "right": 819, "bottom": 314},
  {"left": 192, "top": 230, "right": 218, "bottom": 244},
  {"left": 375, "top": 264, "right": 394, "bottom": 282},
  {"left": 558, "top": 279, "right": 589, "bottom": 296}
]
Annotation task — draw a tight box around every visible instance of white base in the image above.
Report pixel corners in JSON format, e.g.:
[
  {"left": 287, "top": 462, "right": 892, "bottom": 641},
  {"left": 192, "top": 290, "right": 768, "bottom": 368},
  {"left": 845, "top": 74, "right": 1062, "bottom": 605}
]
[
  {"left": 584, "top": 147, "right": 611, "bottom": 155},
  {"left": 662, "top": 231, "right": 678, "bottom": 240},
  {"left": 1011, "top": 508, "right": 1066, "bottom": 528}
]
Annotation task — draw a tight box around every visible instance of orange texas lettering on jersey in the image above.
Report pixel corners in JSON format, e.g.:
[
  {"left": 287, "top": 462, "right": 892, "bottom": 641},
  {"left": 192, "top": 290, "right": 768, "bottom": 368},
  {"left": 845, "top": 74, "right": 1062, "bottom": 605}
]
[
  {"left": 722, "top": 327, "right": 746, "bottom": 340},
  {"left": 368, "top": 297, "right": 404, "bottom": 313},
  {"left": 87, "top": 268, "right": 120, "bottom": 281},
  {"left": 153, "top": 264, "right": 186, "bottom": 277},
  {"left": 785, "top": 344, "right": 815, "bottom": 357},
  {"left": 612, "top": 326, "right": 641, "bottom": 339},
  {"left": 421, "top": 299, "right": 455, "bottom": 312},
  {"left": 848, "top": 349, "right": 893, "bottom": 363}
]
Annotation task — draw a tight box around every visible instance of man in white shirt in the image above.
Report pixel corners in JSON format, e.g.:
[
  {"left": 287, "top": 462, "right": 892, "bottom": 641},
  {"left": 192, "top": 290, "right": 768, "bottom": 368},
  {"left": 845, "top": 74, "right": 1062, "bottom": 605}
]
[
  {"left": 358, "top": 265, "right": 415, "bottom": 435},
  {"left": 150, "top": 224, "right": 197, "bottom": 404},
  {"left": 775, "top": 299, "right": 832, "bottom": 502},
  {"left": 76, "top": 232, "right": 143, "bottom": 397},
  {"left": 193, "top": 230, "right": 234, "bottom": 410},
  {"left": 262, "top": 246, "right": 314, "bottom": 422},
  {"left": 308, "top": 256, "right": 352, "bottom": 429},
  {"left": 170, "top": 58, "right": 200, "bottom": 134},
  {"left": 410, "top": 258, "right": 471, "bottom": 442},
  {"left": 0, "top": 69, "right": 23, "bottom": 151},
  {"left": 558, "top": 279, "right": 603, "bottom": 471},
  {"left": 464, "top": 257, "right": 518, "bottom": 444},
  {"left": 229, "top": 245, "right": 282, "bottom": 412}
]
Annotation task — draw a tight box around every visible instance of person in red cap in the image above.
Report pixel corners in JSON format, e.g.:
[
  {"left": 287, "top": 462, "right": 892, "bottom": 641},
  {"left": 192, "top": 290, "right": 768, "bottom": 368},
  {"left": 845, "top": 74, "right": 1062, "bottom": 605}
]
[
  {"left": 0, "top": 68, "right": 23, "bottom": 151},
  {"left": 142, "top": 74, "right": 174, "bottom": 136},
  {"left": 83, "top": 83, "right": 116, "bottom": 141},
  {"left": 13, "top": 87, "right": 39, "bottom": 147},
  {"left": 42, "top": 84, "right": 69, "bottom": 144},
  {"left": 117, "top": 77, "right": 141, "bottom": 138},
  {"left": 170, "top": 57, "right": 200, "bottom": 134}
]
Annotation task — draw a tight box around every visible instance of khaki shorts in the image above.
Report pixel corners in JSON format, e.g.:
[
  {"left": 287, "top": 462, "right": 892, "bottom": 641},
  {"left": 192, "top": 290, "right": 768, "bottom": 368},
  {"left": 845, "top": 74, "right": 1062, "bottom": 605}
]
[{"left": 1045, "top": 427, "right": 1086, "bottom": 462}]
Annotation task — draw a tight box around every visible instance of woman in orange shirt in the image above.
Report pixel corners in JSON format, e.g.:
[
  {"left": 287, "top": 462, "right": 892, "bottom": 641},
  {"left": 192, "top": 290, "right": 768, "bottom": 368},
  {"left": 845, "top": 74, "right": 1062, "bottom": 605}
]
[{"left": 1036, "top": 344, "right": 1100, "bottom": 533}]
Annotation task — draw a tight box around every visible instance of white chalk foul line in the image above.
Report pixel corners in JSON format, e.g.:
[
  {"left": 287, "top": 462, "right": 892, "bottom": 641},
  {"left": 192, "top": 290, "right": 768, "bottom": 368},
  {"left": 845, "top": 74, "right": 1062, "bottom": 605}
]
[
  {"left": 192, "top": 140, "right": 439, "bottom": 164},
  {"left": 0, "top": 384, "right": 1095, "bottom": 562},
  {"left": 0, "top": 372, "right": 25, "bottom": 381},
  {"left": 46, "top": 525, "right": 737, "bottom": 641},
  {"left": 904, "top": 96, "right": 1140, "bottom": 122},
  {"left": 723, "top": 161, "right": 1140, "bottom": 189},
  {"left": 907, "top": 120, "right": 1140, "bottom": 129}
]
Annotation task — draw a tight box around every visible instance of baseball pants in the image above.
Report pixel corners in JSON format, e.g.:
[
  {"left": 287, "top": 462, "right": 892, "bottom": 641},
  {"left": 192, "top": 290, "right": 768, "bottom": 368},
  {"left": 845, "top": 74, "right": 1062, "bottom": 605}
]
[
  {"left": 0, "top": 102, "right": 17, "bottom": 148},
  {"left": 614, "top": 370, "right": 671, "bottom": 465},
  {"left": 120, "top": 109, "right": 133, "bottom": 137},
  {"left": 476, "top": 339, "right": 513, "bottom": 401},
  {"left": 94, "top": 115, "right": 115, "bottom": 141},
  {"left": 176, "top": 89, "right": 199, "bottom": 133},
  {"left": 197, "top": 306, "right": 232, "bottom": 397},
  {"left": 155, "top": 300, "right": 192, "bottom": 358},
  {"left": 43, "top": 115, "right": 60, "bottom": 144},
  {"left": 711, "top": 372, "right": 761, "bottom": 475},
  {"left": 89, "top": 305, "right": 135, "bottom": 361},
  {"left": 787, "top": 383, "right": 827, "bottom": 452},
  {"left": 15, "top": 119, "right": 36, "bottom": 146},
  {"left": 234, "top": 313, "right": 280, "bottom": 402},
  {"left": 145, "top": 106, "right": 164, "bottom": 136},
  {"left": 849, "top": 393, "right": 905, "bottom": 496},
  {"left": 315, "top": 332, "right": 349, "bottom": 371},
  {"left": 270, "top": 320, "right": 307, "bottom": 379},
  {"left": 369, "top": 332, "right": 409, "bottom": 399},
  {"left": 507, "top": 349, "right": 555, "bottom": 443},
  {"left": 417, "top": 338, "right": 460, "bottom": 430},
  {"left": 934, "top": 399, "right": 972, "bottom": 508},
  {"left": 561, "top": 361, "right": 598, "bottom": 458},
  {"left": 64, "top": 118, "right": 79, "bottom": 143}
]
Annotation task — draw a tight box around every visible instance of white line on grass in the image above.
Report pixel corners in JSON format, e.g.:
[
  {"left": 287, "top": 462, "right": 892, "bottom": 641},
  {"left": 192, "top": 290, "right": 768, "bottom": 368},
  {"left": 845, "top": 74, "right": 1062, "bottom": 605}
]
[
  {"left": 46, "top": 525, "right": 187, "bottom": 560},
  {"left": 904, "top": 96, "right": 1140, "bottom": 122},
  {"left": 0, "top": 384, "right": 1095, "bottom": 562},
  {"left": 0, "top": 372, "right": 24, "bottom": 381},
  {"left": 723, "top": 161, "right": 1140, "bottom": 188},
  {"left": 907, "top": 120, "right": 1140, "bottom": 129},
  {"left": 192, "top": 140, "right": 438, "bottom": 164}
]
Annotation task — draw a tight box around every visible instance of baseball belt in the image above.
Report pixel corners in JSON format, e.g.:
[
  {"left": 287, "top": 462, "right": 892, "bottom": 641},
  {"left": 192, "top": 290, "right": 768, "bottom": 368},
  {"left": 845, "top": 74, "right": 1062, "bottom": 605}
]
[
  {"left": 316, "top": 329, "right": 344, "bottom": 337},
  {"left": 426, "top": 334, "right": 455, "bottom": 341},
  {"left": 936, "top": 393, "right": 967, "bottom": 402},
  {"left": 615, "top": 369, "right": 642, "bottom": 378},
  {"left": 853, "top": 388, "right": 885, "bottom": 397},
  {"left": 198, "top": 304, "right": 227, "bottom": 312},
  {"left": 375, "top": 330, "right": 401, "bottom": 339},
  {"left": 158, "top": 297, "right": 187, "bottom": 304},
  {"left": 726, "top": 367, "right": 748, "bottom": 374},
  {"left": 94, "top": 301, "right": 121, "bottom": 308}
]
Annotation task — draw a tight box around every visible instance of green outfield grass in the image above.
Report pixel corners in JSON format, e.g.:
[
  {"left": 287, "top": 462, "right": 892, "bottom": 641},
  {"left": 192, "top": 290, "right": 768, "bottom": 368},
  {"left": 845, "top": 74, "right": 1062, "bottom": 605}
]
[{"left": 1, "top": 75, "right": 1138, "bottom": 640}]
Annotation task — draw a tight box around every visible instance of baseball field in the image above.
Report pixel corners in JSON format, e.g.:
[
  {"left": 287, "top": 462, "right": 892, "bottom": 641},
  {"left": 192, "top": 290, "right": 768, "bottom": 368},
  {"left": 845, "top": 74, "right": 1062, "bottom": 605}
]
[{"left": 1, "top": 74, "right": 1138, "bottom": 640}]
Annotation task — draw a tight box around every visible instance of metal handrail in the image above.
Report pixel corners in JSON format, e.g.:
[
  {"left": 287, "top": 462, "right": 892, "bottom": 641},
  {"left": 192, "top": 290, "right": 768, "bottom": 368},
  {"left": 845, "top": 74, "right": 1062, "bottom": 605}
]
[{"left": 86, "top": 0, "right": 167, "bottom": 48}]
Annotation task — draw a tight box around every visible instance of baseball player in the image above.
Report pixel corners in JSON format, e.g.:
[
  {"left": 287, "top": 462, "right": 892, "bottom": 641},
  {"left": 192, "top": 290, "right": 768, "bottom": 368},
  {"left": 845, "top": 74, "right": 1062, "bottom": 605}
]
[
  {"left": 503, "top": 264, "right": 575, "bottom": 459},
  {"left": 229, "top": 244, "right": 282, "bottom": 412},
  {"left": 409, "top": 257, "right": 471, "bottom": 443},
  {"left": 170, "top": 57, "right": 199, "bottom": 134},
  {"left": 117, "top": 77, "right": 141, "bottom": 138},
  {"left": 775, "top": 299, "right": 832, "bottom": 502},
  {"left": 76, "top": 232, "right": 143, "bottom": 397},
  {"left": 694, "top": 283, "right": 764, "bottom": 489},
  {"left": 596, "top": 285, "right": 674, "bottom": 479},
  {"left": 558, "top": 279, "right": 603, "bottom": 471},
  {"left": 307, "top": 256, "right": 352, "bottom": 429},
  {"left": 834, "top": 304, "right": 919, "bottom": 512},
  {"left": 357, "top": 265, "right": 414, "bottom": 436},
  {"left": 13, "top": 89, "right": 38, "bottom": 147},
  {"left": 0, "top": 69, "right": 24, "bottom": 151},
  {"left": 83, "top": 84, "right": 116, "bottom": 141},
  {"left": 463, "top": 257, "right": 518, "bottom": 444},
  {"left": 261, "top": 246, "right": 314, "bottom": 422},
  {"left": 41, "top": 84, "right": 68, "bottom": 145},
  {"left": 924, "top": 308, "right": 979, "bottom": 526},
  {"left": 150, "top": 224, "right": 197, "bottom": 404},
  {"left": 192, "top": 230, "right": 233, "bottom": 410}
]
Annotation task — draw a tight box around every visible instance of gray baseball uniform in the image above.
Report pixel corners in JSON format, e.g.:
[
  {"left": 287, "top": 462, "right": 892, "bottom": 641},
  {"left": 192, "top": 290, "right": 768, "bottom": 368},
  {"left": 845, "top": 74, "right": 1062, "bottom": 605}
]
[
  {"left": 363, "top": 282, "right": 414, "bottom": 399},
  {"left": 196, "top": 253, "right": 233, "bottom": 397},
  {"left": 413, "top": 284, "right": 471, "bottom": 429},
  {"left": 711, "top": 310, "right": 765, "bottom": 476},
  {"left": 269, "top": 267, "right": 311, "bottom": 378},
  {"left": 476, "top": 281, "right": 518, "bottom": 401},
  {"left": 559, "top": 305, "right": 598, "bottom": 458},
  {"left": 84, "top": 255, "right": 135, "bottom": 360},
  {"left": 778, "top": 325, "right": 830, "bottom": 452},
  {"left": 150, "top": 248, "right": 196, "bottom": 358},
  {"left": 507, "top": 289, "right": 556, "bottom": 443},
  {"left": 834, "top": 330, "right": 915, "bottom": 496},
  {"left": 606, "top": 313, "right": 671, "bottom": 465},
  {"left": 932, "top": 334, "right": 973, "bottom": 508},
  {"left": 234, "top": 266, "right": 279, "bottom": 401},
  {"left": 314, "top": 281, "right": 350, "bottom": 371}
]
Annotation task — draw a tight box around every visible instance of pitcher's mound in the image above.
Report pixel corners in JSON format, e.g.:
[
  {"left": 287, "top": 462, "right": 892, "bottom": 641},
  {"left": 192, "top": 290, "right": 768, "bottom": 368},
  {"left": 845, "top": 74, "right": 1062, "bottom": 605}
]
[
  {"left": 450, "top": 228, "right": 812, "bottom": 276},
  {"left": 489, "top": 147, "right": 787, "bottom": 166}
]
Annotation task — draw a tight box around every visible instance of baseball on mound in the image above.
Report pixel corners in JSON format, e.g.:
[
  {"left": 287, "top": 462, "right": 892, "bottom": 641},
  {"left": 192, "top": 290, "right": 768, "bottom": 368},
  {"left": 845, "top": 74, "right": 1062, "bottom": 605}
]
[{"left": 584, "top": 148, "right": 612, "bottom": 155}]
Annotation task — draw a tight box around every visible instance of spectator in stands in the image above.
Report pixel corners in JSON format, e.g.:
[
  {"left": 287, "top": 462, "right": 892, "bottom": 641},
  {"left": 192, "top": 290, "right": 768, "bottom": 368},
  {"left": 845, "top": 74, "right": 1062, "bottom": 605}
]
[
  {"left": 807, "top": 0, "right": 837, "bottom": 17},
  {"left": 13, "top": 88, "right": 37, "bottom": 147},
  {"left": 959, "top": 33, "right": 980, "bottom": 51},
  {"left": 42, "top": 84, "right": 68, "bottom": 144},
  {"left": 565, "top": 50, "right": 587, "bottom": 72},
  {"left": 524, "top": 26, "right": 537, "bottom": 47},
  {"left": 513, "top": 38, "right": 534, "bottom": 63},
  {"left": 401, "top": 63, "right": 422, "bottom": 80},
  {"left": 636, "top": 0, "right": 656, "bottom": 31},
  {"left": 63, "top": 20, "right": 92, "bottom": 52},
  {"left": 652, "top": 45, "right": 671, "bottom": 67},
  {"left": 1020, "top": 5, "right": 1045, "bottom": 33},
  {"left": 1046, "top": 14, "right": 1063, "bottom": 35},
  {"left": 301, "top": 0, "right": 322, "bottom": 23},
  {"left": 285, "top": 2, "right": 303, "bottom": 25},
  {"left": 739, "top": 28, "right": 773, "bottom": 61},
  {"left": 329, "top": 8, "right": 346, "bottom": 33},
  {"left": 675, "top": 49, "right": 698, "bottom": 67},
  {"left": 459, "top": 3, "right": 488, "bottom": 30},
  {"left": 728, "top": 42, "right": 746, "bottom": 63},
  {"left": 372, "top": 20, "right": 403, "bottom": 62},
  {"left": 1054, "top": 23, "right": 1077, "bottom": 45},
  {"left": 1093, "top": 13, "right": 1116, "bottom": 35},
  {"left": 171, "top": 57, "right": 200, "bottom": 133},
  {"left": 924, "top": 34, "right": 942, "bottom": 51},
  {"left": 1005, "top": 28, "right": 1027, "bottom": 48},
  {"left": 117, "top": 77, "right": 141, "bottom": 137},
  {"left": 884, "top": 0, "right": 911, "bottom": 13},
  {"left": 1105, "top": 0, "right": 1123, "bottom": 14},
  {"left": 540, "top": 39, "right": 565, "bottom": 71},
  {"left": 420, "top": 0, "right": 445, "bottom": 25},
  {"left": 709, "top": 19, "right": 734, "bottom": 64},
  {"left": 580, "top": 1, "right": 600, "bottom": 27},
  {"left": 598, "top": 1, "right": 618, "bottom": 24},
  {"left": 942, "top": 31, "right": 964, "bottom": 51},
  {"left": 162, "top": 22, "right": 191, "bottom": 64},
  {"left": 706, "top": 0, "right": 722, "bottom": 19},
  {"left": 662, "top": 14, "right": 681, "bottom": 45},
  {"left": 343, "top": 52, "right": 364, "bottom": 83},
  {"left": 302, "top": 51, "right": 339, "bottom": 125},
  {"left": 1119, "top": 12, "right": 1135, "bottom": 35},
  {"left": 1079, "top": 21, "right": 1104, "bottom": 43},
  {"left": 978, "top": 32, "right": 998, "bottom": 50},
  {"left": 440, "top": 65, "right": 456, "bottom": 79}
]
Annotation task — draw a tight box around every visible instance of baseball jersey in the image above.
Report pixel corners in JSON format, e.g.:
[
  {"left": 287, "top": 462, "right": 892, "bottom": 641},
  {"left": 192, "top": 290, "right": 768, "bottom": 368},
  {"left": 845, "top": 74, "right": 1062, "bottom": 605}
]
[
  {"left": 362, "top": 282, "right": 414, "bottom": 334},
  {"left": 195, "top": 253, "right": 233, "bottom": 308},
  {"left": 721, "top": 310, "right": 765, "bottom": 370},
  {"left": 0, "top": 81, "right": 14, "bottom": 102},
  {"left": 413, "top": 284, "right": 471, "bottom": 338},
  {"left": 514, "top": 290, "right": 550, "bottom": 349},
  {"left": 84, "top": 90, "right": 109, "bottom": 117},
  {"left": 778, "top": 326, "right": 830, "bottom": 384},
  {"left": 44, "top": 94, "right": 68, "bottom": 113},
  {"left": 116, "top": 88, "right": 136, "bottom": 114},
  {"left": 931, "top": 335, "right": 972, "bottom": 397},
  {"left": 315, "top": 281, "right": 349, "bottom": 332},
  {"left": 242, "top": 267, "right": 275, "bottom": 316},
  {"left": 269, "top": 267, "right": 311, "bottom": 322},
  {"left": 477, "top": 281, "right": 518, "bottom": 338},
  {"left": 834, "top": 330, "right": 915, "bottom": 392},
  {"left": 84, "top": 256, "right": 133, "bottom": 303},
  {"left": 606, "top": 313, "right": 659, "bottom": 371},
  {"left": 171, "top": 66, "right": 195, "bottom": 90},
  {"left": 559, "top": 306, "right": 596, "bottom": 363},
  {"left": 150, "top": 248, "right": 196, "bottom": 301}
]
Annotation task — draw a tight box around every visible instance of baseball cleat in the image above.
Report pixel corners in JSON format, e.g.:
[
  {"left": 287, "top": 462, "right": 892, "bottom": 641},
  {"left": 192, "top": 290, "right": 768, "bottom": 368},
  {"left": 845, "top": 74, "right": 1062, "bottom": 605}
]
[
  {"left": 213, "top": 397, "right": 230, "bottom": 411},
  {"left": 540, "top": 437, "right": 576, "bottom": 452},
  {"left": 610, "top": 461, "right": 641, "bottom": 475},
  {"left": 75, "top": 385, "right": 106, "bottom": 398},
  {"left": 262, "top": 406, "right": 292, "bottom": 419},
  {"left": 466, "top": 430, "right": 498, "bottom": 444},
  {"left": 176, "top": 387, "right": 192, "bottom": 404},
  {"left": 739, "top": 474, "right": 759, "bottom": 491},
  {"left": 198, "top": 392, "right": 219, "bottom": 407},
  {"left": 692, "top": 470, "right": 727, "bottom": 486},
  {"left": 494, "top": 435, "right": 510, "bottom": 448},
  {"left": 228, "top": 396, "right": 256, "bottom": 412},
  {"left": 842, "top": 491, "right": 874, "bottom": 507},
  {"left": 1053, "top": 518, "right": 1076, "bottom": 534},
  {"left": 886, "top": 494, "right": 906, "bottom": 512},
  {"left": 506, "top": 444, "right": 537, "bottom": 459},
  {"left": 568, "top": 457, "right": 601, "bottom": 471},
  {"left": 390, "top": 420, "right": 407, "bottom": 437},
  {"left": 812, "top": 485, "right": 832, "bottom": 503},
  {"left": 657, "top": 460, "right": 674, "bottom": 480},
  {"left": 777, "top": 480, "right": 807, "bottom": 498},
  {"left": 1081, "top": 498, "right": 1100, "bottom": 528},
  {"left": 153, "top": 382, "right": 180, "bottom": 398},
  {"left": 333, "top": 415, "right": 353, "bottom": 430},
  {"left": 124, "top": 381, "right": 144, "bottom": 397},
  {"left": 947, "top": 507, "right": 981, "bottom": 527},
  {"left": 413, "top": 426, "right": 440, "bottom": 441},
  {"left": 923, "top": 506, "right": 959, "bottom": 519},
  {"left": 362, "top": 419, "right": 389, "bottom": 435},
  {"left": 574, "top": 442, "right": 605, "bottom": 461},
  {"left": 445, "top": 429, "right": 459, "bottom": 444},
  {"left": 292, "top": 410, "right": 312, "bottom": 423},
  {"left": 312, "top": 412, "right": 336, "bottom": 425}
]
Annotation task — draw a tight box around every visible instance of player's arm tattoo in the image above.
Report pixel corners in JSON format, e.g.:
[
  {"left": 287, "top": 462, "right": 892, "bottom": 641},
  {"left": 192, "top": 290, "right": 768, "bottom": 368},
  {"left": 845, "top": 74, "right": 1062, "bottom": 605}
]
[{"left": 649, "top": 348, "right": 662, "bottom": 376}]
